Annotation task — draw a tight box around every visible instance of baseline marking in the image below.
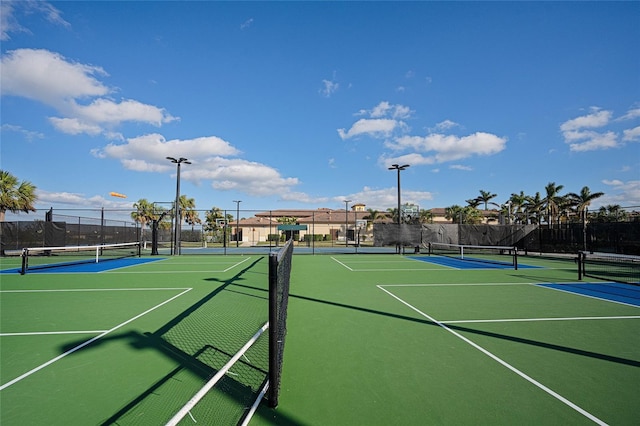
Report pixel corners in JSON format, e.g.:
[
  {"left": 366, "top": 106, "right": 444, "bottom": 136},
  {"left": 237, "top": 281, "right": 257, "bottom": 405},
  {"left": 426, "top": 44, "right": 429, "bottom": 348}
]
[
  {"left": 441, "top": 315, "right": 640, "bottom": 324},
  {"left": 377, "top": 285, "right": 609, "bottom": 426},
  {"left": 0, "top": 287, "right": 192, "bottom": 391},
  {"left": 1, "top": 330, "right": 108, "bottom": 337}
]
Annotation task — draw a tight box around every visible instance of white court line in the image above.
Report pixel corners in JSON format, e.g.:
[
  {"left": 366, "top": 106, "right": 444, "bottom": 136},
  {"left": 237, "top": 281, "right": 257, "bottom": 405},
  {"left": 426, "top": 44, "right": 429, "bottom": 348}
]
[
  {"left": 377, "top": 285, "right": 609, "bottom": 426},
  {"left": 331, "top": 257, "right": 354, "bottom": 271},
  {"left": 537, "top": 284, "right": 640, "bottom": 309},
  {"left": 223, "top": 256, "right": 253, "bottom": 272},
  {"left": 441, "top": 315, "right": 640, "bottom": 324},
  {"left": 0, "top": 287, "right": 190, "bottom": 293},
  {"left": 0, "top": 287, "right": 192, "bottom": 391},
  {"left": 382, "top": 282, "right": 534, "bottom": 287},
  {"left": 1, "top": 330, "right": 108, "bottom": 337}
]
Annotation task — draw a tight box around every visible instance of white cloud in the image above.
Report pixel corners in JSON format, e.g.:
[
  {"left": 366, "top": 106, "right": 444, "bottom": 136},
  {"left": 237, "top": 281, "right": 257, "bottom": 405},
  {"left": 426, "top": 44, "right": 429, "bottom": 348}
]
[
  {"left": 567, "top": 130, "right": 618, "bottom": 152},
  {"left": 1, "top": 48, "right": 109, "bottom": 104},
  {"left": 338, "top": 118, "right": 400, "bottom": 140},
  {"left": 49, "top": 117, "right": 102, "bottom": 135},
  {"left": 595, "top": 180, "right": 640, "bottom": 208},
  {"left": 0, "top": 48, "right": 177, "bottom": 136},
  {"left": 93, "top": 133, "right": 299, "bottom": 197},
  {"left": 558, "top": 106, "right": 640, "bottom": 151},
  {"left": 320, "top": 79, "right": 339, "bottom": 98},
  {"left": 338, "top": 101, "right": 412, "bottom": 140},
  {"left": 328, "top": 186, "right": 433, "bottom": 211},
  {"left": 0, "top": 1, "right": 69, "bottom": 41},
  {"left": 622, "top": 126, "right": 640, "bottom": 142},
  {"left": 94, "top": 133, "right": 241, "bottom": 165},
  {"left": 1, "top": 123, "right": 44, "bottom": 141},
  {"left": 387, "top": 132, "right": 507, "bottom": 163},
  {"left": 240, "top": 18, "right": 254, "bottom": 30},
  {"left": 433, "top": 120, "right": 459, "bottom": 132},
  {"left": 449, "top": 164, "right": 473, "bottom": 171},
  {"left": 560, "top": 108, "right": 611, "bottom": 132},
  {"left": 617, "top": 107, "right": 640, "bottom": 121}
]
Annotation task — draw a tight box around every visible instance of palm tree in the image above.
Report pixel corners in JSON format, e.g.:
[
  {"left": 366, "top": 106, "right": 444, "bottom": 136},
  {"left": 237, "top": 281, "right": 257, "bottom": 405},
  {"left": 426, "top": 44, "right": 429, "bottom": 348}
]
[
  {"left": 566, "top": 186, "right": 605, "bottom": 251},
  {"left": 566, "top": 186, "right": 605, "bottom": 218},
  {"left": 178, "top": 195, "right": 197, "bottom": 225},
  {"left": 0, "top": 170, "right": 37, "bottom": 221},
  {"left": 419, "top": 209, "right": 434, "bottom": 224},
  {"left": 465, "top": 198, "right": 482, "bottom": 208},
  {"left": 445, "top": 205, "right": 463, "bottom": 223},
  {"left": 543, "top": 182, "right": 564, "bottom": 228},
  {"left": 523, "top": 192, "right": 544, "bottom": 225},
  {"left": 477, "top": 190, "right": 498, "bottom": 210},
  {"left": 509, "top": 191, "right": 528, "bottom": 224},
  {"left": 363, "top": 208, "right": 384, "bottom": 230},
  {"left": 462, "top": 206, "right": 483, "bottom": 224},
  {"left": 131, "top": 199, "right": 157, "bottom": 242}
]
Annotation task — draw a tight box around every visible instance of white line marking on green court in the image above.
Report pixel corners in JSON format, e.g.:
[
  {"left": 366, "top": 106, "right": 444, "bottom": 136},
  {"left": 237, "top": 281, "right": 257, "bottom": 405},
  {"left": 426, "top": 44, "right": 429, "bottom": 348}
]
[
  {"left": 0, "top": 287, "right": 191, "bottom": 293},
  {"left": 441, "top": 315, "right": 640, "bottom": 324},
  {"left": 0, "top": 287, "right": 192, "bottom": 391},
  {"left": 0, "top": 330, "right": 108, "bottom": 336},
  {"left": 223, "top": 256, "right": 253, "bottom": 272},
  {"left": 331, "top": 257, "right": 354, "bottom": 271},
  {"left": 377, "top": 285, "right": 610, "bottom": 426}
]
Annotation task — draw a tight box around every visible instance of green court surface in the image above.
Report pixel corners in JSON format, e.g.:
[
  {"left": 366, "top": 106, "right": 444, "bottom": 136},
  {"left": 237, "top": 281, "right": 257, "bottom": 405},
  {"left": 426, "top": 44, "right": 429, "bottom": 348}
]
[{"left": 1, "top": 254, "right": 638, "bottom": 425}]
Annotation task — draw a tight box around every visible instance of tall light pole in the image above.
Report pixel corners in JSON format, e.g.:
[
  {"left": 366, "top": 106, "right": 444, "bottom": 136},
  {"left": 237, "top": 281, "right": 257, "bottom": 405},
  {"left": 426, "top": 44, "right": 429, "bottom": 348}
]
[
  {"left": 167, "top": 157, "right": 191, "bottom": 255},
  {"left": 344, "top": 200, "right": 351, "bottom": 246},
  {"left": 233, "top": 200, "right": 242, "bottom": 247},
  {"left": 388, "top": 164, "right": 410, "bottom": 253}
]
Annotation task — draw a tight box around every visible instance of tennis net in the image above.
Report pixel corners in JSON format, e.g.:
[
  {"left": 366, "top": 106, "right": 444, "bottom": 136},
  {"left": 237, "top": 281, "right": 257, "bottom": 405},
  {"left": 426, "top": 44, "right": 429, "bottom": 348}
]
[
  {"left": 578, "top": 251, "right": 640, "bottom": 285},
  {"left": 268, "top": 238, "right": 294, "bottom": 408},
  {"left": 20, "top": 242, "right": 141, "bottom": 274},
  {"left": 426, "top": 242, "right": 518, "bottom": 269}
]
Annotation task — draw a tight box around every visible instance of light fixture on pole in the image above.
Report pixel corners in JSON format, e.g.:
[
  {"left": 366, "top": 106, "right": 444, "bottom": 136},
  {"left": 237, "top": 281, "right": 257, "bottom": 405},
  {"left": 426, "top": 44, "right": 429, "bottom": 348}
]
[
  {"left": 388, "top": 164, "right": 410, "bottom": 253},
  {"left": 233, "top": 200, "right": 242, "bottom": 247},
  {"left": 167, "top": 157, "right": 191, "bottom": 255},
  {"left": 344, "top": 200, "right": 351, "bottom": 246}
]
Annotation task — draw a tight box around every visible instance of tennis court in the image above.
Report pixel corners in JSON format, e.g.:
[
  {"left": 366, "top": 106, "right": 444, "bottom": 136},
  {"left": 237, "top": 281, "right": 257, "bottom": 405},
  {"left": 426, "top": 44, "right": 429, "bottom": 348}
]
[{"left": 1, "top": 251, "right": 639, "bottom": 425}]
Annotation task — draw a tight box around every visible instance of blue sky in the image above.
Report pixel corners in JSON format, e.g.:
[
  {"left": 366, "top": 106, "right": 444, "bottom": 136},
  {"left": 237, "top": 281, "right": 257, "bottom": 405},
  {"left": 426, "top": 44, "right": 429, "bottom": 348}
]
[{"left": 1, "top": 1, "right": 639, "bottom": 218}]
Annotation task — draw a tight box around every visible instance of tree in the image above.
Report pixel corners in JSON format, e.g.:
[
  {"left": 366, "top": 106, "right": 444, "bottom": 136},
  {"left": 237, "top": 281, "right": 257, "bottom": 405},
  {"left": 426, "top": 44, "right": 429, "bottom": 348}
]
[
  {"left": 566, "top": 186, "right": 604, "bottom": 251},
  {"left": 0, "top": 170, "right": 37, "bottom": 221},
  {"left": 363, "top": 208, "right": 384, "bottom": 230},
  {"left": 523, "top": 192, "right": 544, "bottom": 225},
  {"left": 594, "top": 204, "right": 627, "bottom": 223},
  {"left": 543, "top": 182, "right": 564, "bottom": 227},
  {"left": 566, "top": 186, "right": 605, "bottom": 217},
  {"left": 476, "top": 190, "right": 498, "bottom": 210},
  {"left": 419, "top": 209, "right": 433, "bottom": 224},
  {"left": 178, "top": 195, "right": 198, "bottom": 225},
  {"left": 465, "top": 198, "right": 482, "bottom": 208},
  {"left": 131, "top": 199, "right": 157, "bottom": 241},
  {"left": 445, "top": 205, "right": 463, "bottom": 223},
  {"left": 508, "top": 191, "right": 528, "bottom": 224}
]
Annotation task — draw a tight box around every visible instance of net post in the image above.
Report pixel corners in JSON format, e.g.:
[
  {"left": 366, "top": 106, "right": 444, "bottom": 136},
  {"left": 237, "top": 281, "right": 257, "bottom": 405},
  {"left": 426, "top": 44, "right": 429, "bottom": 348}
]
[
  {"left": 513, "top": 246, "right": 518, "bottom": 270},
  {"left": 268, "top": 250, "right": 278, "bottom": 408},
  {"left": 20, "top": 248, "right": 27, "bottom": 275},
  {"left": 577, "top": 251, "right": 583, "bottom": 280}
]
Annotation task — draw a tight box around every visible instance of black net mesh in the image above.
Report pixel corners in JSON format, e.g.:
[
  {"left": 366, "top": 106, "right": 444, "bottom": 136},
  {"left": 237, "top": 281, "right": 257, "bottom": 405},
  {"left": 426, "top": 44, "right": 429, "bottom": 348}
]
[
  {"left": 268, "top": 239, "right": 294, "bottom": 408},
  {"left": 580, "top": 252, "right": 640, "bottom": 285}
]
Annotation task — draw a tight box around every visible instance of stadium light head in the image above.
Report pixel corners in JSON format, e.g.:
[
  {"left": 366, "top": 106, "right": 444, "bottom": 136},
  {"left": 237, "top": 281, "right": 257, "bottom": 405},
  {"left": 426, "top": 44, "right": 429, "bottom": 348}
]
[
  {"left": 388, "top": 164, "right": 410, "bottom": 171},
  {"left": 166, "top": 156, "right": 191, "bottom": 165}
]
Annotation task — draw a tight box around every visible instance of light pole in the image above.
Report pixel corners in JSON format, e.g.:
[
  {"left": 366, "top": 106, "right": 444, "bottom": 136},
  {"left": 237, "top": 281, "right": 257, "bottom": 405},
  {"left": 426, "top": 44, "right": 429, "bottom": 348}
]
[
  {"left": 388, "top": 164, "right": 410, "bottom": 253},
  {"left": 233, "top": 200, "right": 242, "bottom": 247},
  {"left": 344, "top": 200, "right": 351, "bottom": 246},
  {"left": 167, "top": 157, "right": 191, "bottom": 255}
]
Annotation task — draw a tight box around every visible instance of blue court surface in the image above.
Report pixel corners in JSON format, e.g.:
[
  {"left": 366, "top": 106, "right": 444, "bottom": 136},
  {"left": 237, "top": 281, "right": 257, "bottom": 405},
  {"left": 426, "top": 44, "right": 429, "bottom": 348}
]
[
  {"left": 538, "top": 282, "right": 640, "bottom": 307},
  {"left": 409, "top": 255, "right": 540, "bottom": 269},
  {"left": 0, "top": 257, "right": 165, "bottom": 274}
]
